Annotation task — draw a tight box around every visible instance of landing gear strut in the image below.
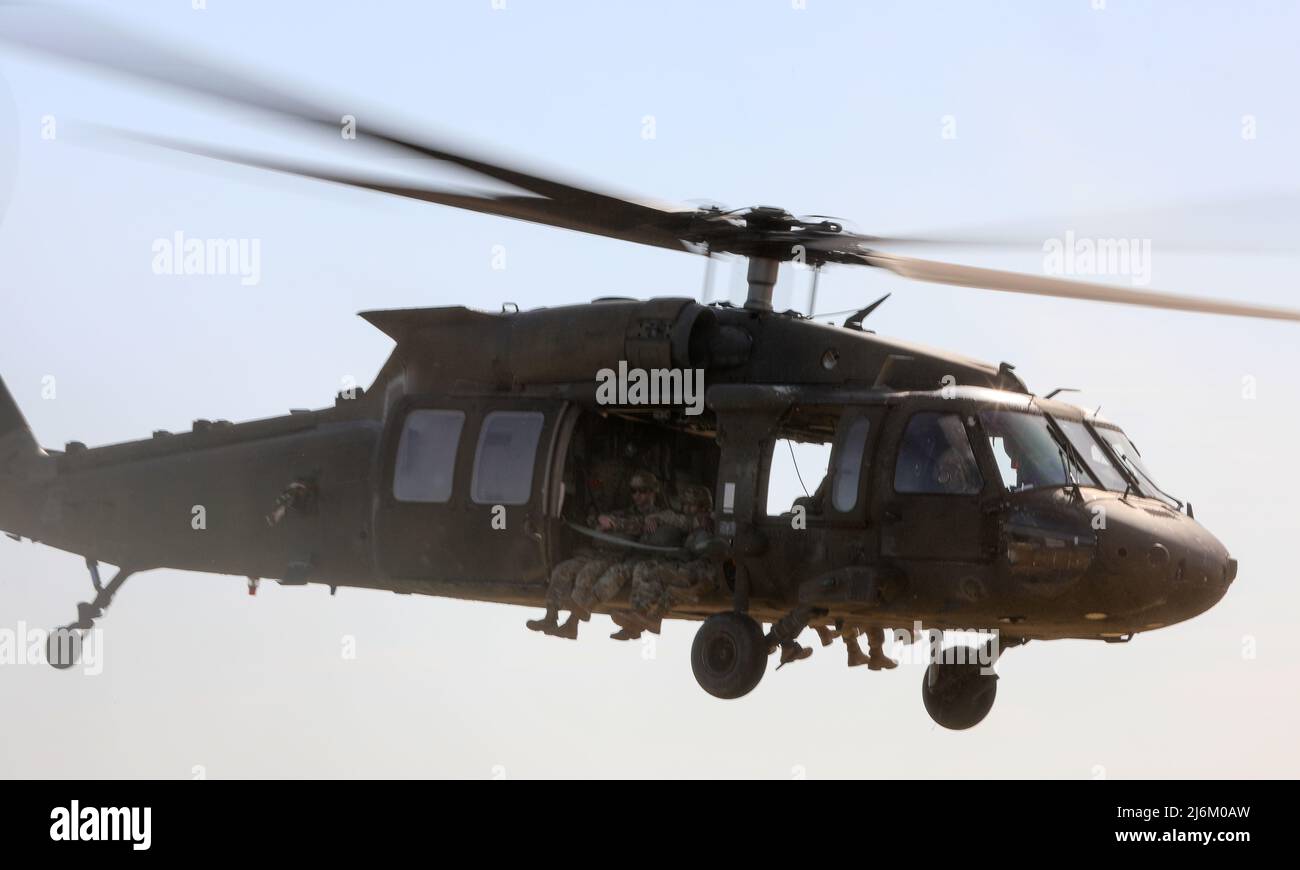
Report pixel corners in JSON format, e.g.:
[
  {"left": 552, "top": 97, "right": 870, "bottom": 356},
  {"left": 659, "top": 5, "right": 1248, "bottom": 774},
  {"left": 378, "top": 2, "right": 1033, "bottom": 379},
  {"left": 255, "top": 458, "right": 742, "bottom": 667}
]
[
  {"left": 46, "top": 558, "right": 134, "bottom": 670},
  {"left": 690, "top": 612, "right": 767, "bottom": 699}
]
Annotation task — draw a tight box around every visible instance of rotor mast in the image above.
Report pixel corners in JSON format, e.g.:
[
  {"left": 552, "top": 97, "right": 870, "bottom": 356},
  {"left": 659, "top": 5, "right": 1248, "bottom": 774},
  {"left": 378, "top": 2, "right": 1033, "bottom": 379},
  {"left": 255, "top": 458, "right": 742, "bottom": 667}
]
[{"left": 744, "top": 257, "right": 780, "bottom": 312}]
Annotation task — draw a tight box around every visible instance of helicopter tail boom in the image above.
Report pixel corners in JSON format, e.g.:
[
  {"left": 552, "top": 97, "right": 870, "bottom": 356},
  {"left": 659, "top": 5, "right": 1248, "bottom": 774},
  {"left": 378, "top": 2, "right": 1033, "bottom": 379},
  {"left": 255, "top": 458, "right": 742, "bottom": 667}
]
[
  {"left": 0, "top": 375, "right": 40, "bottom": 465},
  {"left": 0, "top": 376, "right": 49, "bottom": 534}
]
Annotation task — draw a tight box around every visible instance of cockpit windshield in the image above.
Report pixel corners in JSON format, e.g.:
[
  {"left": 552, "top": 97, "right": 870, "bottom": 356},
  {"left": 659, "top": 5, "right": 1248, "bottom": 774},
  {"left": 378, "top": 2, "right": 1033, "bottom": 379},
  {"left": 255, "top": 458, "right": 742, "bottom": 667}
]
[
  {"left": 1096, "top": 426, "right": 1177, "bottom": 507},
  {"left": 978, "top": 409, "right": 1094, "bottom": 493},
  {"left": 1054, "top": 418, "right": 1131, "bottom": 492},
  {"left": 1051, "top": 416, "right": 1179, "bottom": 507}
]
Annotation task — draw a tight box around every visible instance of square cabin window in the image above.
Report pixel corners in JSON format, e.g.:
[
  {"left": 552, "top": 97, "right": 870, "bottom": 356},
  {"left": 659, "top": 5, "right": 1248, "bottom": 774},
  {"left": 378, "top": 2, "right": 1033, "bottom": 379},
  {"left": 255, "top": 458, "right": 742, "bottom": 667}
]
[
  {"left": 393, "top": 410, "right": 465, "bottom": 503},
  {"left": 471, "top": 411, "right": 546, "bottom": 506}
]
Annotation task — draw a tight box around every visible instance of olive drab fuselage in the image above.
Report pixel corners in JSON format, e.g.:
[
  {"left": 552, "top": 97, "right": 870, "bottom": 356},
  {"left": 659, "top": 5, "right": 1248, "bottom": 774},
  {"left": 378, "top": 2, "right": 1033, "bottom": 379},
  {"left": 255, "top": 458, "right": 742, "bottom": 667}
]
[{"left": 0, "top": 297, "right": 1236, "bottom": 642}]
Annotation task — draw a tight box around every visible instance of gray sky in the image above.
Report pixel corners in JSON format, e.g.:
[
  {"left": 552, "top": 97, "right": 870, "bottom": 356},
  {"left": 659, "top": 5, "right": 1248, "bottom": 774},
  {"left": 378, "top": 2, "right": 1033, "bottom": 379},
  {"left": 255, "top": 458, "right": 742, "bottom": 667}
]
[{"left": 1, "top": 0, "right": 1297, "bottom": 778}]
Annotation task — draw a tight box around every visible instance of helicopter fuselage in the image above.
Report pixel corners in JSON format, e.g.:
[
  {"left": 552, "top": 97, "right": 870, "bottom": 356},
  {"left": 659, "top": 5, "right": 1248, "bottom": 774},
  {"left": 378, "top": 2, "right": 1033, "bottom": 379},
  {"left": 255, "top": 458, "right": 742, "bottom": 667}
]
[{"left": 0, "top": 298, "right": 1236, "bottom": 645}]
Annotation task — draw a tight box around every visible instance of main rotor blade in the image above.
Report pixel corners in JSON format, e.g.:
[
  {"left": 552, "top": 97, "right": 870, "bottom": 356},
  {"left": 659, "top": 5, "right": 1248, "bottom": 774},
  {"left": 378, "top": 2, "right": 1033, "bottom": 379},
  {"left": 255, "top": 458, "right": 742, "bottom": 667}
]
[
  {"left": 0, "top": 2, "right": 700, "bottom": 249},
  {"left": 98, "top": 128, "right": 698, "bottom": 253},
  {"left": 856, "top": 252, "right": 1300, "bottom": 322},
  {"left": 858, "top": 192, "right": 1300, "bottom": 256}
]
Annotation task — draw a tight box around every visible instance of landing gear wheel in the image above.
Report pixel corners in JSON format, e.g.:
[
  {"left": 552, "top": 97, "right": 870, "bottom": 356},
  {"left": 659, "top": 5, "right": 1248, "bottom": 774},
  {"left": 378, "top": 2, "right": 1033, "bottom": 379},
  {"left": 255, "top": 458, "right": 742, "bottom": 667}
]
[
  {"left": 45, "top": 626, "right": 84, "bottom": 670},
  {"left": 691, "top": 612, "right": 767, "bottom": 699},
  {"left": 921, "top": 644, "right": 998, "bottom": 730}
]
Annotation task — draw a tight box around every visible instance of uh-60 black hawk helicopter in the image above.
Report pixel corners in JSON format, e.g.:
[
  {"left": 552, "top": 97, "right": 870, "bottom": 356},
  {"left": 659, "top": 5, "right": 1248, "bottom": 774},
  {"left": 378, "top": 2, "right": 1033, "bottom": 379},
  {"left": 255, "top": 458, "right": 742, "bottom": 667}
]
[{"left": 1, "top": 10, "right": 1291, "bottom": 730}]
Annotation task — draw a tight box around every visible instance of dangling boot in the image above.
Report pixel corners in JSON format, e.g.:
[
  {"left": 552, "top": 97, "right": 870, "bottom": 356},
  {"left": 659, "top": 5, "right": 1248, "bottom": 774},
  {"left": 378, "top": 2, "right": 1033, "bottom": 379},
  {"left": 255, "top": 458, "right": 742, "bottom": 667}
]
[
  {"left": 526, "top": 608, "right": 559, "bottom": 634},
  {"left": 812, "top": 624, "right": 836, "bottom": 647},
  {"left": 550, "top": 613, "right": 580, "bottom": 640},
  {"left": 865, "top": 628, "right": 898, "bottom": 670},
  {"left": 609, "top": 612, "right": 643, "bottom": 641},
  {"left": 845, "top": 631, "right": 873, "bottom": 667},
  {"left": 777, "top": 641, "right": 813, "bottom": 670},
  {"left": 866, "top": 649, "right": 899, "bottom": 670}
]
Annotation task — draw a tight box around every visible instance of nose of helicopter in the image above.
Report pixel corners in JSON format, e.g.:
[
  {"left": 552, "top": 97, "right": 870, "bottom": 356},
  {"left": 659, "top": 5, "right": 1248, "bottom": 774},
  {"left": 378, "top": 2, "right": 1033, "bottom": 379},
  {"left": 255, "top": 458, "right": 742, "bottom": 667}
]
[{"left": 1091, "top": 496, "right": 1236, "bottom": 628}]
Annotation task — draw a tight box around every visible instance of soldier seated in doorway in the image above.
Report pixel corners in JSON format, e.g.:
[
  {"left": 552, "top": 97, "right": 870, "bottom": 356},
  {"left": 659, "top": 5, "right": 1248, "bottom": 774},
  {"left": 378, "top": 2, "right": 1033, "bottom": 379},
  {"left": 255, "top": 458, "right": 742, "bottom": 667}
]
[
  {"left": 526, "top": 470, "right": 664, "bottom": 639},
  {"left": 571, "top": 471, "right": 685, "bottom": 636},
  {"left": 612, "top": 483, "right": 716, "bottom": 641}
]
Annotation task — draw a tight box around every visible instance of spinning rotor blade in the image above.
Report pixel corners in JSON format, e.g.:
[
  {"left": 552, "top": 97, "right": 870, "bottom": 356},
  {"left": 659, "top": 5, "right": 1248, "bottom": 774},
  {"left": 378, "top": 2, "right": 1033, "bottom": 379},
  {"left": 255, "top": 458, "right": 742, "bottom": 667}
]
[
  {"left": 6, "top": 3, "right": 1300, "bottom": 324},
  {"left": 104, "top": 129, "right": 698, "bottom": 253},
  {"left": 854, "top": 192, "right": 1300, "bottom": 256},
  {"left": 856, "top": 251, "right": 1300, "bottom": 322},
  {"left": 0, "top": 2, "right": 701, "bottom": 252}
]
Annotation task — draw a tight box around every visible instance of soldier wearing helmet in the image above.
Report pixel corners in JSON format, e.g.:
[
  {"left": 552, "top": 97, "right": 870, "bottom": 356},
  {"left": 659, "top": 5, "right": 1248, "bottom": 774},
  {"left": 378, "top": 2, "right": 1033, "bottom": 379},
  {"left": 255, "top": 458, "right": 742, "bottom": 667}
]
[
  {"left": 570, "top": 471, "right": 679, "bottom": 629},
  {"left": 613, "top": 482, "right": 718, "bottom": 641},
  {"left": 527, "top": 470, "right": 668, "bottom": 639}
]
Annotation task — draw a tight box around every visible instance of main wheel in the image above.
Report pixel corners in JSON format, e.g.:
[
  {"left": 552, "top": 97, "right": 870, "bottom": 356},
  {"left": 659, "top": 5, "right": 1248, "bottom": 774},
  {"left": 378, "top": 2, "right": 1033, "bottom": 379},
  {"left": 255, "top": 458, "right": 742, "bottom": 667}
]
[
  {"left": 45, "top": 626, "right": 83, "bottom": 670},
  {"left": 921, "top": 645, "right": 998, "bottom": 730},
  {"left": 691, "top": 612, "right": 767, "bottom": 699}
]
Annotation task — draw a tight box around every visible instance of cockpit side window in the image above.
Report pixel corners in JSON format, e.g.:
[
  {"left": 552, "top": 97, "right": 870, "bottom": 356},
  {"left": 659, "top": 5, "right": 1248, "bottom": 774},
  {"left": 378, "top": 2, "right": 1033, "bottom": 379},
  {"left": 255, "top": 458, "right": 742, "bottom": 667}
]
[
  {"left": 894, "top": 412, "right": 983, "bottom": 495},
  {"left": 980, "top": 409, "right": 1095, "bottom": 492}
]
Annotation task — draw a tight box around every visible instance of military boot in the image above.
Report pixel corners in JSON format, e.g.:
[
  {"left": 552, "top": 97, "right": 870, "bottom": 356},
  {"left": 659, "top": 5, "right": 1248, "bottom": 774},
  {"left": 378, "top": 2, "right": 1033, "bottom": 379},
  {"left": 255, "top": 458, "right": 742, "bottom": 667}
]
[
  {"left": 777, "top": 641, "right": 813, "bottom": 669},
  {"left": 549, "top": 614, "right": 580, "bottom": 640},
  {"left": 863, "top": 627, "right": 898, "bottom": 670},
  {"left": 609, "top": 611, "right": 644, "bottom": 641},
  {"left": 866, "top": 649, "right": 899, "bottom": 670},
  {"left": 845, "top": 631, "right": 872, "bottom": 667},
  {"left": 847, "top": 647, "right": 873, "bottom": 668},
  {"left": 526, "top": 609, "right": 559, "bottom": 634}
]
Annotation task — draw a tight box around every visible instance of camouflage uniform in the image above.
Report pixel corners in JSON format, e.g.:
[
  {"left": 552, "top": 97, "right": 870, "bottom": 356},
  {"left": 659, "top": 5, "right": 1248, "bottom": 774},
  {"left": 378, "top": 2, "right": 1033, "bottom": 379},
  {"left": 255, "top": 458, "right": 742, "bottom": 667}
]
[
  {"left": 621, "top": 484, "right": 717, "bottom": 636},
  {"left": 542, "top": 549, "right": 606, "bottom": 613},
  {"left": 527, "top": 470, "right": 663, "bottom": 638},
  {"left": 571, "top": 496, "right": 663, "bottom": 613}
]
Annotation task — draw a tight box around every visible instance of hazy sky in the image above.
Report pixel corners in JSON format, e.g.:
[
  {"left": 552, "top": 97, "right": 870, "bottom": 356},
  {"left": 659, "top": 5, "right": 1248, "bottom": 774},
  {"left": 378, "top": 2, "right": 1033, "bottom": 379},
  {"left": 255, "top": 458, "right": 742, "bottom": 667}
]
[{"left": 1, "top": 0, "right": 1298, "bottom": 778}]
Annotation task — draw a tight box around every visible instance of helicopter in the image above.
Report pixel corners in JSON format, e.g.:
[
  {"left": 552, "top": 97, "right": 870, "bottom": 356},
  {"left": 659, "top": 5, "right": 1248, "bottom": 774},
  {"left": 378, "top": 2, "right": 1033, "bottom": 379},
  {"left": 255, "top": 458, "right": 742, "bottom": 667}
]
[{"left": 0, "top": 8, "right": 1291, "bottom": 730}]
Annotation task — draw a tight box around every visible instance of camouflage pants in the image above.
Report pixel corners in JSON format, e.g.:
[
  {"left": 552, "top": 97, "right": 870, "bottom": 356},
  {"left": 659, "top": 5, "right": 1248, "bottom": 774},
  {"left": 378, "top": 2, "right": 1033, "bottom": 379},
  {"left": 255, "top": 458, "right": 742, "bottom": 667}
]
[
  {"left": 629, "top": 558, "right": 715, "bottom": 621},
  {"left": 545, "top": 553, "right": 612, "bottom": 611},
  {"left": 571, "top": 558, "right": 637, "bottom": 613}
]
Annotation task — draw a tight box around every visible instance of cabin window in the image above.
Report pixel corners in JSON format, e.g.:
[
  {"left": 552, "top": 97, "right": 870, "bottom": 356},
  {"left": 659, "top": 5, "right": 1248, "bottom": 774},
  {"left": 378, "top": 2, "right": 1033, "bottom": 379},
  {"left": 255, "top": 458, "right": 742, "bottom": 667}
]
[
  {"left": 471, "top": 411, "right": 546, "bottom": 505},
  {"left": 894, "top": 412, "right": 983, "bottom": 495},
  {"left": 393, "top": 410, "right": 466, "bottom": 503},
  {"left": 830, "top": 416, "right": 871, "bottom": 512}
]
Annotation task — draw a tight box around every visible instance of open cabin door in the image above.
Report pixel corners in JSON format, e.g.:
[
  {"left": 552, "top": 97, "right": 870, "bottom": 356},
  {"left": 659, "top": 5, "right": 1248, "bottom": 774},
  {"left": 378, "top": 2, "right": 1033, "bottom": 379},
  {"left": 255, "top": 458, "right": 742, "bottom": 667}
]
[
  {"left": 374, "top": 396, "right": 572, "bottom": 585},
  {"left": 752, "top": 406, "right": 883, "bottom": 580}
]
